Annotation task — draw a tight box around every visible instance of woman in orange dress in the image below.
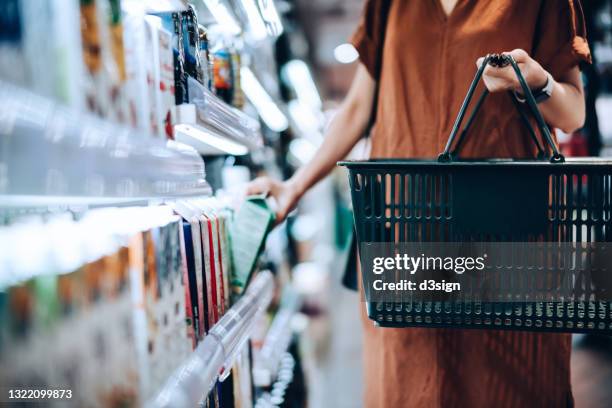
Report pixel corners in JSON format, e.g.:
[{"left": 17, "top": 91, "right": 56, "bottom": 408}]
[{"left": 249, "top": 0, "right": 591, "bottom": 406}]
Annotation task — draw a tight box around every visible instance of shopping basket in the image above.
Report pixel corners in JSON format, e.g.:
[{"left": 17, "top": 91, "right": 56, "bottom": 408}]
[{"left": 339, "top": 54, "right": 612, "bottom": 333}]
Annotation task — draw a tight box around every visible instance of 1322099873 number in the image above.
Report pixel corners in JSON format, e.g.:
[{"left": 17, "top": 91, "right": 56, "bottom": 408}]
[{"left": 7, "top": 389, "right": 72, "bottom": 400}]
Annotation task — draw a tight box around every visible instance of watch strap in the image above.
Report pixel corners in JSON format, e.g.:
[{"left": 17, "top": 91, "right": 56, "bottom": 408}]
[{"left": 513, "top": 71, "right": 553, "bottom": 104}]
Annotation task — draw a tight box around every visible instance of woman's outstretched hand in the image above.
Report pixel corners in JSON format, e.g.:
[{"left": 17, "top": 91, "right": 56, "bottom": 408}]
[
  {"left": 246, "top": 177, "right": 300, "bottom": 225},
  {"left": 477, "top": 49, "right": 549, "bottom": 93}
]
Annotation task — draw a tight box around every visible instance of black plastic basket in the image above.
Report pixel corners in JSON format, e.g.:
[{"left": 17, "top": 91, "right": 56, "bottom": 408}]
[{"left": 339, "top": 54, "right": 612, "bottom": 333}]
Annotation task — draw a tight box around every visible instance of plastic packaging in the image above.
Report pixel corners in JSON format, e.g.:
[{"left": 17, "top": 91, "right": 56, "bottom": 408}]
[{"left": 187, "top": 77, "right": 262, "bottom": 150}]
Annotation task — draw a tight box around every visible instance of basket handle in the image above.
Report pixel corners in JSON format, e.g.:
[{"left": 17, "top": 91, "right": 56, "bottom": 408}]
[{"left": 437, "top": 54, "right": 565, "bottom": 163}]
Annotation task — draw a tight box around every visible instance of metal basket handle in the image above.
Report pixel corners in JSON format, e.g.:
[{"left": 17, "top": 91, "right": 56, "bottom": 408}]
[{"left": 438, "top": 54, "right": 565, "bottom": 163}]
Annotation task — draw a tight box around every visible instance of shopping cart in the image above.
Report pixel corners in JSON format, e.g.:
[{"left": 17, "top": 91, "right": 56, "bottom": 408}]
[{"left": 339, "top": 54, "right": 612, "bottom": 333}]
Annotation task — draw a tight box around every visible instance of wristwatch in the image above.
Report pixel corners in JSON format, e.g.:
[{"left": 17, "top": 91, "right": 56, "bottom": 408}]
[{"left": 513, "top": 71, "right": 554, "bottom": 104}]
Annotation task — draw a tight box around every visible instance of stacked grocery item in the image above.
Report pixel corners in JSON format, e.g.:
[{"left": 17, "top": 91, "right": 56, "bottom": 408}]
[
  {"left": 0, "top": 200, "right": 269, "bottom": 407},
  {"left": 0, "top": 0, "right": 258, "bottom": 143}
]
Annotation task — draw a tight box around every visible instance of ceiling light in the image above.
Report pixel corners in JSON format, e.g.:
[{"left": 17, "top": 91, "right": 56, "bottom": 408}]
[
  {"left": 257, "top": 0, "right": 284, "bottom": 36},
  {"left": 288, "top": 99, "right": 322, "bottom": 141},
  {"left": 333, "top": 43, "right": 359, "bottom": 64},
  {"left": 282, "top": 60, "right": 322, "bottom": 111},
  {"left": 240, "top": 0, "right": 268, "bottom": 41},
  {"left": 241, "top": 67, "right": 289, "bottom": 132},
  {"left": 203, "top": 0, "right": 242, "bottom": 35}
]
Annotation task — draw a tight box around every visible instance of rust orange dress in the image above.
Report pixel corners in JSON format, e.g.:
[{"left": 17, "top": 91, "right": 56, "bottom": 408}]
[{"left": 350, "top": 1, "right": 591, "bottom": 407}]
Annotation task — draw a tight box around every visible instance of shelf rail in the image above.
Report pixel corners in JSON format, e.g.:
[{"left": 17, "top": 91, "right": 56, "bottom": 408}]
[
  {"left": 254, "top": 289, "right": 301, "bottom": 386},
  {"left": 0, "top": 80, "right": 210, "bottom": 207},
  {"left": 148, "top": 270, "right": 275, "bottom": 408}
]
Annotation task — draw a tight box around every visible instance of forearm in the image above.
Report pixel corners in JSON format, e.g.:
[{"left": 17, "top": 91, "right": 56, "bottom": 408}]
[
  {"left": 288, "top": 64, "right": 376, "bottom": 197},
  {"left": 289, "top": 101, "right": 370, "bottom": 196},
  {"left": 538, "top": 75, "right": 585, "bottom": 134}
]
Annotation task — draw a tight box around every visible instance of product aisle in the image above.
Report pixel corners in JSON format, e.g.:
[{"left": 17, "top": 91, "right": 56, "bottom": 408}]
[
  {"left": 0, "top": 1, "right": 321, "bottom": 407},
  {"left": 6, "top": 1, "right": 612, "bottom": 408}
]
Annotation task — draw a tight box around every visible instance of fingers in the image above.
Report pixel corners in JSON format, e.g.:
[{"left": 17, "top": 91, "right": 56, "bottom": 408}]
[
  {"left": 476, "top": 49, "right": 529, "bottom": 69},
  {"left": 477, "top": 49, "right": 532, "bottom": 93},
  {"left": 505, "top": 48, "right": 529, "bottom": 63}
]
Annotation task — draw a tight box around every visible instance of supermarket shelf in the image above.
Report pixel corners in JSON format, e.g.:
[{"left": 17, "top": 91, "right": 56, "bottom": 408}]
[
  {"left": 148, "top": 270, "right": 275, "bottom": 408},
  {"left": 173, "top": 78, "right": 263, "bottom": 156},
  {"left": 254, "top": 289, "right": 301, "bottom": 387},
  {"left": 0, "top": 81, "right": 211, "bottom": 207}
]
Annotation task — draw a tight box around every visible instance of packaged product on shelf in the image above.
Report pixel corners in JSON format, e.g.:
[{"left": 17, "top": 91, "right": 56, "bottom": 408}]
[
  {"left": 219, "top": 372, "right": 236, "bottom": 408},
  {"left": 219, "top": 210, "right": 233, "bottom": 310},
  {"left": 210, "top": 385, "right": 221, "bottom": 408},
  {"left": 104, "top": 0, "right": 129, "bottom": 123},
  {"left": 129, "top": 232, "right": 150, "bottom": 401},
  {"left": 121, "top": 0, "right": 149, "bottom": 131},
  {"left": 233, "top": 343, "right": 254, "bottom": 408},
  {"left": 191, "top": 217, "right": 207, "bottom": 339},
  {"left": 230, "top": 46, "right": 244, "bottom": 109},
  {"left": 178, "top": 220, "right": 197, "bottom": 348},
  {"left": 198, "top": 212, "right": 217, "bottom": 329},
  {"left": 0, "top": 249, "right": 143, "bottom": 407},
  {"left": 127, "top": 216, "right": 192, "bottom": 401},
  {"left": 143, "top": 228, "right": 168, "bottom": 394},
  {"left": 153, "top": 11, "right": 188, "bottom": 107},
  {"left": 0, "top": 0, "right": 85, "bottom": 109},
  {"left": 144, "top": 15, "right": 175, "bottom": 139},
  {"left": 0, "top": 290, "right": 6, "bottom": 352},
  {"left": 166, "top": 220, "right": 192, "bottom": 358},
  {"left": 180, "top": 219, "right": 203, "bottom": 341},
  {"left": 0, "top": 0, "right": 29, "bottom": 88},
  {"left": 230, "top": 195, "right": 275, "bottom": 295},
  {"left": 218, "top": 344, "right": 254, "bottom": 408},
  {"left": 80, "top": 0, "right": 104, "bottom": 116},
  {"left": 79, "top": 0, "right": 129, "bottom": 122},
  {"left": 142, "top": 221, "right": 191, "bottom": 397},
  {"left": 213, "top": 44, "right": 234, "bottom": 105},
  {"left": 85, "top": 250, "right": 140, "bottom": 407},
  {"left": 0, "top": 281, "right": 37, "bottom": 391},
  {"left": 182, "top": 6, "right": 201, "bottom": 83},
  {"left": 213, "top": 208, "right": 232, "bottom": 313},
  {"left": 209, "top": 209, "right": 225, "bottom": 319},
  {"left": 198, "top": 24, "right": 214, "bottom": 91},
  {"left": 202, "top": 211, "right": 220, "bottom": 325}
]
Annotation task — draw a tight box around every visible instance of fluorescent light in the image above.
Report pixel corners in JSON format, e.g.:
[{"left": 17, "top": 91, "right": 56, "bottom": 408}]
[
  {"left": 175, "top": 123, "right": 249, "bottom": 156},
  {"left": 144, "top": 0, "right": 184, "bottom": 12},
  {"left": 288, "top": 138, "right": 317, "bottom": 165},
  {"left": 240, "top": 0, "right": 268, "bottom": 41},
  {"left": 333, "top": 43, "right": 359, "bottom": 64},
  {"left": 282, "top": 60, "right": 322, "bottom": 111},
  {"left": 203, "top": 0, "right": 242, "bottom": 35},
  {"left": 241, "top": 67, "right": 289, "bottom": 132},
  {"left": 288, "top": 99, "right": 322, "bottom": 140},
  {"left": 257, "top": 0, "right": 284, "bottom": 36}
]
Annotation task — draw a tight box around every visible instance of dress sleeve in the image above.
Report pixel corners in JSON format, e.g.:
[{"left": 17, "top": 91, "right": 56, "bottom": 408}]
[
  {"left": 533, "top": 0, "right": 592, "bottom": 79},
  {"left": 350, "top": 0, "right": 388, "bottom": 80}
]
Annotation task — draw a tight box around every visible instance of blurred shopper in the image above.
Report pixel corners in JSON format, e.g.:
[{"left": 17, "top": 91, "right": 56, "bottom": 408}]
[{"left": 249, "top": 1, "right": 590, "bottom": 406}]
